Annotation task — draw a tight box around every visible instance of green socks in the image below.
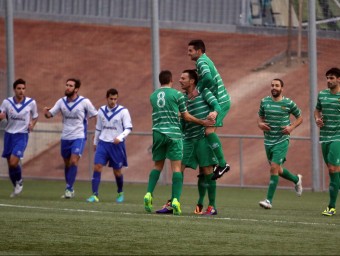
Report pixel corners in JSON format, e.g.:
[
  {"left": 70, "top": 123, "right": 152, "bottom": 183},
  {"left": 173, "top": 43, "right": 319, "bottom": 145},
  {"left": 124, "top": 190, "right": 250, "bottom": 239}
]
[
  {"left": 281, "top": 168, "right": 299, "bottom": 184},
  {"left": 329, "top": 172, "right": 339, "bottom": 208},
  {"left": 206, "top": 133, "right": 226, "bottom": 167},
  {"left": 197, "top": 174, "right": 206, "bottom": 205},
  {"left": 205, "top": 173, "right": 217, "bottom": 208},
  {"left": 266, "top": 175, "right": 279, "bottom": 203},
  {"left": 147, "top": 169, "right": 161, "bottom": 194},
  {"left": 172, "top": 172, "right": 183, "bottom": 201}
]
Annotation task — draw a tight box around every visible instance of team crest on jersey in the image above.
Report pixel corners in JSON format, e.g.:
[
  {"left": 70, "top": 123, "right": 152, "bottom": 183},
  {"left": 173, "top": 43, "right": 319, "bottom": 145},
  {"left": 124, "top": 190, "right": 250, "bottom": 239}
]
[{"left": 281, "top": 106, "right": 286, "bottom": 110}]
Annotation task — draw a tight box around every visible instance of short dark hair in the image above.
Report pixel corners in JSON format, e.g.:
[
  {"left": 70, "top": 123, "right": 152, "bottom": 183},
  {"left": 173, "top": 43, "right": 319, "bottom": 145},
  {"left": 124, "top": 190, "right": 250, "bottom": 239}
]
[
  {"left": 106, "top": 88, "right": 118, "bottom": 98},
  {"left": 273, "top": 78, "right": 284, "bottom": 87},
  {"left": 67, "top": 78, "right": 81, "bottom": 89},
  {"left": 182, "top": 69, "right": 198, "bottom": 85},
  {"left": 325, "top": 67, "right": 340, "bottom": 78},
  {"left": 188, "top": 39, "right": 206, "bottom": 53},
  {"left": 159, "top": 70, "right": 172, "bottom": 85},
  {"left": 13, "top": 78, "right": 26, "bottom": 89}
]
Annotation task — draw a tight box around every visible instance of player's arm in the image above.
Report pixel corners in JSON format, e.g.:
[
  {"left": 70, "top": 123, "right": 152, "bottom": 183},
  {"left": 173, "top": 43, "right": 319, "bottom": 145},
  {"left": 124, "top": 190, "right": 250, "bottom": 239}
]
[
  {"left": 181, "top": 111, "right": 215, "bottom": 127},
  {"left": 93, "top": 113, "right": 102, "bottom": 151},
  {"left": 257, "top": 116, "right": 270, "bottom": 131},
  {"left": 28, "top": 117, "right": 38, "bottom": 132},
  {"left": 282, "top": 115, "right": 303, "bottom": 135},
  {"left": 202, "top": 88, "right": 221, "bottom": 120},
  {"left": 314, "top": 109, "right": 324, "bottom": 128},
  {"left": 114, "top": 109, "right": 133, "bottom": 144}
]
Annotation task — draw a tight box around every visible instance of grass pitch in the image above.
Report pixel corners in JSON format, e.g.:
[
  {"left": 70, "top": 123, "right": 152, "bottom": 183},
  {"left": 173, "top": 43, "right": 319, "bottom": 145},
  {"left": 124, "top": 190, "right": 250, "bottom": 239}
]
[{"left": 0, "top": 179, "right": 339, "bottom": 255}]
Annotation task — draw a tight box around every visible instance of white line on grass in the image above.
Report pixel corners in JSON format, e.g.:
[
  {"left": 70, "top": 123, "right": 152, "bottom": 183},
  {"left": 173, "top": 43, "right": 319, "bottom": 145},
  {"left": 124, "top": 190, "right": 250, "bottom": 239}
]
[{"left": 0, "top": 203, "right": 337, "bottom": 227}]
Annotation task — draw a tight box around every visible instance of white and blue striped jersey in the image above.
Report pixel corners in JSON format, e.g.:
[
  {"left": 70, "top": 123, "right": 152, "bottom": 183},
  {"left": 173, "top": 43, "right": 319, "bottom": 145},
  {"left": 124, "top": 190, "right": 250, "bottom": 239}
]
[
  {"left": 0, "top": 96, "right": 38, "bottom": 134},
  {"left": 49, "top": 95, "right": 97, "bottom": 140},
  {"left": 96, "top": 105, "right": 132, "bottom": 143}
]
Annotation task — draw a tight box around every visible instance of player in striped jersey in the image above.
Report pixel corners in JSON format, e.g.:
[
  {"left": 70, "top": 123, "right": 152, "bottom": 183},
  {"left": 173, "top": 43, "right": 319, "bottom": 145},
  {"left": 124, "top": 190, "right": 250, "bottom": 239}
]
[
  {"left": 156, "top": 69, "right": 221, "bottom": 215},
  {"left": 188, "top": 39, "right": 231, "bottom": 180},
  {"left": 0, "top": 79, "right": 38, "bottom": 197},
  {"left": 315, "top": 67, "right": 340, "bottom": 216},
  {"left": 144, "top": 70, "right": 215, "bottom": 215},
  {"left": 257, "top": 78, "right": 303, "bottom": 209},
  {"left": 44, "top": 78, "right": 97, "bottom": 199},
  {"left": 86, "top": 88, "right": 132, "bottom": 203}
]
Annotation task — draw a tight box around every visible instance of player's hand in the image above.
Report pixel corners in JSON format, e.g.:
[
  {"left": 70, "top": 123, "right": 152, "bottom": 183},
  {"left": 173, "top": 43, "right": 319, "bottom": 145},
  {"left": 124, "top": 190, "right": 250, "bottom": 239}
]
[
  {"left": 258, "top": 121, "right": 271, "bottom": 131},
  {"left": 43, "top": 107, "right": 51, "bottom": 118},
  {"left": 93, "top": 145, "right": 97, "bottom": 152},
  {"left": 28, "top": 122, "right": 35, "bottom": 132},
  {"left": 0, "top": 111, "right": 6, "bottom": 120},
  {"left": 202, "top": 118, "right": 215, "bottom": 127},
  {"left": 207, "top": 111, "right": 217, "bottom": 120},
  {"left": 315, "top": 117, "right": 324, "bottom": 128},
  {"left": 281, "top": 125, "right": 293, "bottom": 135},
  {"left": 113, "top": 138, "right": 121, "bottom": 144}
]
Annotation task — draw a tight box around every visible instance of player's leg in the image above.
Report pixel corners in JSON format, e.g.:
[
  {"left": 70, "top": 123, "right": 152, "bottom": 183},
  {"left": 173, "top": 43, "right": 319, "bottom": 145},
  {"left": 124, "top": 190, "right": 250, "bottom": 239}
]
[
  {"left": 86, "top": 163, "right": 103, "bottom": 203},
  {"left": 197, "top": 138, "right": 218, "bottom": 215},
  {"left": 61, "top": 138, "right": 85, "bottom": 198},
  {"left": 208, "top": 102, "right": 231, "bottom": 180},
  {"left": 168, "top": 138, "right": 184, "bottom": 215},
  {"left": 195, "top": 169, "right": 205, "bottom": 214},
  {"left": 8, "top": 155, "right": 23, "bottom": 197},
  {"left": 277, "top": 140, "right": 302, "bottom": 196},
  {"left": 113, "top": 168, "right": 124, "bottom": 203},
  {"left": 322, "top": 142, "right": 340, "bottom": 216},
  {"left": 259, "top": 143, "right": 285, "bottom": 209},
  {"left": 202, "top": 166, "right": 217, "bottom": 215},
  {"left": 5, "top": 133, "right": 28, "bottom": 197}
]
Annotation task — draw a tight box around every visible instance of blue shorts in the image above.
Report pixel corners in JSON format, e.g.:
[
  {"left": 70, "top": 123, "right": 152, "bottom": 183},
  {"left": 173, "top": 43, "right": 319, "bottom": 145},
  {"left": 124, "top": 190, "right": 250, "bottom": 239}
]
[
  {"left": 94, "top": 140, "right": 128, "bottom": 169},
  {"left": 2, "top": 132, "right": 28, "bottom": 159},
  {"left": 61, "top": 138, "right": 86, "bottom": 159}
]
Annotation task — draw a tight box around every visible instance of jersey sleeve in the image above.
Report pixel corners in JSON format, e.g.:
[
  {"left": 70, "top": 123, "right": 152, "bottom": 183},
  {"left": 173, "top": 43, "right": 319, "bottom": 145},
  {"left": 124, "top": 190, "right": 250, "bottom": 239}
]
[
  {"left": 196, "top": 61, "right": 214, "bottom": 93},
  {"left": 177, "top": 92, "right": 187, "bottom": 113},
  {"left": 85, "top": 99, "right": 98, "bottom": 118},
  {"left": 315, "top": 92, "right": 322, "bottom": 111},
  {"left": 122, "top": 108, "right": 133, "bottom": 130},
  {"left": 48, "top": 98, "right": 63, "bottom": 117},
  {"left": 258, "top": 99, "right": 265, "bottom": 117},
  {"left": 31, "top": 100, "right": 39, "bottom": 119},
  {"left": 202, "top": 88, "right": 221, "bottom": 113}
]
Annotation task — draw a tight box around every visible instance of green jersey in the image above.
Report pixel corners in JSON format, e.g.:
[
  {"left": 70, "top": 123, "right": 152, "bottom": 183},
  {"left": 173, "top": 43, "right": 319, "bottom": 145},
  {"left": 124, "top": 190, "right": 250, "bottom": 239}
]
[
  {"left": 150, "top": 87, "right": 187, "bottom": 139},
  {"left": 196, "top": 53, "right": 231, "bottom": 106},
  {"left": 258, "top": 96, "right": 301, "bottom": 146},
  {"left": 183, "top": 88, "right": 221, "bottom": 140},
  {"left": 315, "top": 89, "right": 340, "bottom": 143}
]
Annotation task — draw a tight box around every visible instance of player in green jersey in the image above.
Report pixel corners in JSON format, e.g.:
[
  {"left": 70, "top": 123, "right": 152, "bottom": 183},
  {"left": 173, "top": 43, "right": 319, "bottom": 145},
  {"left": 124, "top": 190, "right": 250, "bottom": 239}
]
[
  {"left": 144, "top": 70, "right": 214, "bottom": 215},
  {"left": 156, "top": 69, "right": 221, "bottom": 215},
  {"left": 315, "top": 67, "right": 340, "bottom": 216},
  {"left": 188, "top": 39, "right": 231, "bottom": 180},
  {"left": 257, "top": 78, "right": 303, "bottom": 209}
]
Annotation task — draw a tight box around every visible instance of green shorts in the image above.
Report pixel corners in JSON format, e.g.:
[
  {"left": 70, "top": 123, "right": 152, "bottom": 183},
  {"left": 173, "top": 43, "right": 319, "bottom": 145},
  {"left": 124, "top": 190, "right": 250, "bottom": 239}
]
[
  {"left": 152, "top": 131, "right": 183, "bottom": 161},
  {"left": 321, "top": 141, "right": 340, "bottom": 166},
  {"left": 182, "top": 137, "right": 218, "bottom": 169},
  {"left": 265, "top": 140, "right": 289, "bottom": 165},
  {"left": 215, "top": 101, "right": 231, "bottom": 127}
]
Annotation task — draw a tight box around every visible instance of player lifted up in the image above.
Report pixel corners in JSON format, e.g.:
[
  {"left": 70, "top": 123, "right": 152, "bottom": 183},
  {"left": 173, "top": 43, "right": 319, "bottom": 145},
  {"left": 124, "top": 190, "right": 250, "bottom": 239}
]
[{"left": 188, "top": 39, "right": 231, "bottom": 180}]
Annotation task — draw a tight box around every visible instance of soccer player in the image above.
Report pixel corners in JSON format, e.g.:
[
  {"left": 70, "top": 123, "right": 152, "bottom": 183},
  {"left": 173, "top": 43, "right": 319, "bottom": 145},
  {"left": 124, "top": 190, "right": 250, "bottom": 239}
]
[
  {"left": 188, "top": 39, "right": 231, "bottom": 180},
  {"left": 315, "top": 67, "right": 340, "bottom": 216},
  {"left": 43, "top": 78, "right": 97, "bottom": 199},
  {"left": 156, "top": 69, "right": 220, "bottom": 215},
  {"left": 86, "top": 88, "right": 132, "bottom": 203},
  {"left": 144, "top": 70, "right": 215, "bottom": 215},
  {"left": 0, "top": 78, "right": 38, "bottom": 197},
  {"left": 257, "top": 78, "right": 303, "bottom": 209}
]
